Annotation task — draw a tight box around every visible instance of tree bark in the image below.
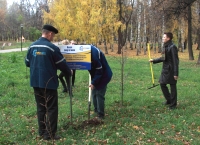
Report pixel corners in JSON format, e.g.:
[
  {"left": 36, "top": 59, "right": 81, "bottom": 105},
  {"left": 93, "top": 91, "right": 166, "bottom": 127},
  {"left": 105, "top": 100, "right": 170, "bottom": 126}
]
[
  {"left": 197, "top": 30, "right": 200, "bottom": 51},
  {"left": 187, "top": 5, "right": 194, "bottom": 60},
  {"left": 117, "top": 0, "right": 122, "bottom": 54},
  {"left": 136, "top": 0, "right": 141, "bottom": 56},
  {"left": 196, "top": 1, "right": 200, "bottom": 50},
  {"left": 196, "top": 1, "right": 200, "bottom": 64},
  {"left": 143, "top": 0, "right": 147, "bottom": 55},
  {"left": 178, "top": 17, "right": 183, "bottom": 52},
  {"left": 130, "top": 13, "right": 133, "bottom": 50},
  {"left": 104, "top": 40, "right": 108, "bottom": 54},
  {"left": 117, "top": 26, "right": 123, "bottom": 54},
  {"left": 110, "top": 43, "right": 114, "bottom": 52},
  {"left": 158, "top": 31, "right": 162, "bottom": 53},
  {"left": 197, "top": 52, "right": 200, "bottom": 65}
]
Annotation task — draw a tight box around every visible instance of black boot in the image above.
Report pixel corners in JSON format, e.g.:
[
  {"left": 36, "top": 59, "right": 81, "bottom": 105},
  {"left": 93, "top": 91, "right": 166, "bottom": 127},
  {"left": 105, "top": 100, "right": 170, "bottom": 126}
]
[{"left": 162, "top": 101, "right": 171, "bottom": 105}]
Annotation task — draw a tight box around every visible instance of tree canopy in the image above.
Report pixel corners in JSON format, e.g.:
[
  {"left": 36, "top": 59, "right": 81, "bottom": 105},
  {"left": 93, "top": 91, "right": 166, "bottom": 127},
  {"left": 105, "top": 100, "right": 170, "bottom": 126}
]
[
  {"left": 43, "top": 0, "right": 121, "bottom": 44},
  {"left": 0, "top": 0, "right": 199, "bottom": 60}
]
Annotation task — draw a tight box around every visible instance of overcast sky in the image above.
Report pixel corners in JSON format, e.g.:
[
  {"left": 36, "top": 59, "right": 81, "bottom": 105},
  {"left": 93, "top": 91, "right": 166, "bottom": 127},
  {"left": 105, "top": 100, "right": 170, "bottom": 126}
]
[
  {"left": 7, "top": 0, "right": 35, "bottom": 7},
  {"left": 7, "top": 0, "right": 19, "bottom": 6}
]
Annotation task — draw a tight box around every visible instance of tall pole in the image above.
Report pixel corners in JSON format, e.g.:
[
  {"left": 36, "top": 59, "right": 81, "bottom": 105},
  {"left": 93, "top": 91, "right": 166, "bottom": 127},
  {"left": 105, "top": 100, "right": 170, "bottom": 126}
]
[{"left": 21, "top": 24, "right": 23, "bottom": 52}]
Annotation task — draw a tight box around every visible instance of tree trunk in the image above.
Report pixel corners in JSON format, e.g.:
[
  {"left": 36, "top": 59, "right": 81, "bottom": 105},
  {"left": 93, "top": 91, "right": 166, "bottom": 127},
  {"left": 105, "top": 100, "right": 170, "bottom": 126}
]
[
  {"left": 161, "top": 15, "right": 165, "bottom": 49},
  {"left": 110, "top": 43, "right": 114, "bottom": 52},
  {"left": 98, "top": 40, "right": 102, "bottom": 45},
  {"left": 197, "top": 52, "right": 200, "bottom": 65},
  {"left": 130, "top": 13, "right": 133, "bottom": 50},
  {"left": 117, "top": 0, "right": 122, "bottom": 54},
  {"left": 136, "top": 0, "right": 142, "bottom": 55},
  {"left": 104, "top": 40, "right": 108, "bottom": 54},
  {"left": 125, "top": 41, "right": 128, "bottom": 49},
  {"left": 196, "top": 1, "right": 200, "bottom": 64},
  {"left": 178, "top": 31, "right": 181, "bottom": 51},
  {"left": 184, "top": 39, "right": 187, "bottom": 50},
  {"left": 130, "top": 41, "right": 133, "bottom": 50},
  {"left": 158, "top": 32, "right": 162, "bottom": 53},
  {"left": 187, "top": 5, "right": 194, "bottom": 60},
  {"left": 197, "top": 1, "right": 200, "bottom": 50},
  {"left": 153, "top": 41, "right": 156, "bottom": 54},
  {"left": 117, "top": 26, "right": 122, "bottom": 54},
  {"left": 197, "top": 30, "right": 200, "bottom": 51},
  {"left": 143, "top": 0, "right": 147, "bottom": 55}
]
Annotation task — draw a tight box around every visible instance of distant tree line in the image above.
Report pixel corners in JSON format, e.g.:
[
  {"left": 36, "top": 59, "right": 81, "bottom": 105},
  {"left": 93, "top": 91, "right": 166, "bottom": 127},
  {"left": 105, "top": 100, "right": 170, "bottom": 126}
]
[
  {"left": 0, "top": 0, "right": 49, "bottom": 41},
  {"left": 0, "top": 0, "right": 199, "bottom": 60}
]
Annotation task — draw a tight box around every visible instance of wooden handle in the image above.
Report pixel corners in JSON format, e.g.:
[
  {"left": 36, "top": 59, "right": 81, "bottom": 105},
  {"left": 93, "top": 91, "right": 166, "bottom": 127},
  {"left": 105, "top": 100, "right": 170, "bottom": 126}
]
[
  {"left": 147, "top": 43, "right": 155, "bottom": 85},
  {"left": 89, "top": 74, "right": 91, "bottom": 102}
]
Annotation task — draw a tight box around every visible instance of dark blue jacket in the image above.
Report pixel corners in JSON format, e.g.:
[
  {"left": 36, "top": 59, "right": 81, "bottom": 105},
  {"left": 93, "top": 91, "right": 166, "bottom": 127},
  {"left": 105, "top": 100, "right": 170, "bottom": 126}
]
[
  {"left": 88, "top": 45, "right": 112, "bottom": 90},
  {"left": 25, "top": 37, "right": 71, "bottom": 90}
]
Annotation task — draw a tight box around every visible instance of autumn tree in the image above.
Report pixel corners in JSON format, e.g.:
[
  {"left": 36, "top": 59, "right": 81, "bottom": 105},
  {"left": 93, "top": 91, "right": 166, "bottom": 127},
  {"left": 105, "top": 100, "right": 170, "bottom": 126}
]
[
  {"left": 196, "top": 0, "right": 200, "bottom": 64},
  {"left": 100, "top": 0, "right": 119, "bottom": 54},
  {"left": 197, "top": 1, "right": 200, "bottom": 51},
  {"left": 0, "top": 0, "right": 46, "bottom": 41},
  {"left": 152, "top": 0, "right": 196, "bottom": 60},
  {"left": 43, "top": 0, "right": 120, "bottom": 45},
  {"left": 117, "top": 0, "right": 134, "bottom": 54},
  {"left": 136, "top": 0, "right": 142, "bottom": 55},
  {"left": 0, "top": 0, "right": 7, "bottom": 40}
]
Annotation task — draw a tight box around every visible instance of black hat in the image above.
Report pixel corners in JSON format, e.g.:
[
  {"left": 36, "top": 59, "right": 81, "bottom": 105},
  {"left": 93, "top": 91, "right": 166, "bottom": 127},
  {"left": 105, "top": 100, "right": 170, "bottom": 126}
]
[{"left": 42, "top": 24, "right": 58, "bottom": 34}]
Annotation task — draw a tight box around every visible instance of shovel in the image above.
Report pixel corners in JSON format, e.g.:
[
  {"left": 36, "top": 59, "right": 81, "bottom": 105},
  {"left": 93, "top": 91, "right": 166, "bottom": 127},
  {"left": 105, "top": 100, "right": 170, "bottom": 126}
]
[
  {"left": 147, "top": 43, "right": 159, "bottom": 89},
  {"left": 69, "top": 76, "right": 73, "bottom": 122},
  {"left": 88, "top": 74, "right": 92, "bottom": 120}
]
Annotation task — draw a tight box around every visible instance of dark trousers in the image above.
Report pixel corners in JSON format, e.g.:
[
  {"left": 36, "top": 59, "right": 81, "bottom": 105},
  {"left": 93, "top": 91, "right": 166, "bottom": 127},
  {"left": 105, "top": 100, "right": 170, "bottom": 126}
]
[
  {"left": 59, "top": 72, "right": 70, "bottom": 92},
  {"left": 59, "top": 70, "right": 76, "bottom": 91},
  {"left": 160, "top": 84, "right": 177, "bottom": 107},
  {"left": 33, "top": 87, "right": 58, "bottom": 137},
  {"left": 71, "top": 70, "right": 76, "bottom": 86},
  {"left": 92, "top": 86, "right": 107, "bottom": 117}
]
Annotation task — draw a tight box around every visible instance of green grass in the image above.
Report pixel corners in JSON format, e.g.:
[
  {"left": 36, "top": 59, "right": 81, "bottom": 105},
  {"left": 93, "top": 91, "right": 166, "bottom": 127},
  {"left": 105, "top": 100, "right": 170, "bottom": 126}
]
[{"left": 0, "top": 51, "right": 200, "bottom": 144}]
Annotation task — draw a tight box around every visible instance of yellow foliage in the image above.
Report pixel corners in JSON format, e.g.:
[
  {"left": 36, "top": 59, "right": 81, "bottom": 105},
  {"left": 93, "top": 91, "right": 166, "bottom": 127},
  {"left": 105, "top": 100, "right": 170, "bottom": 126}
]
[
  {"left": 0, "top": 0, "right": 6, "bottom": 23},
  {"left": 43, "top": 0, "right": 121, "bottom": 43}
]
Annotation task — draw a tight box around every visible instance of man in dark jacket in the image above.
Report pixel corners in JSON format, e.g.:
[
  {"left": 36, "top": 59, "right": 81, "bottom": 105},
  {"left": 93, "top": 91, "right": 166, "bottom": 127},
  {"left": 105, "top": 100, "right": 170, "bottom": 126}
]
[
  {"left": 89, "top": 45, "right": 112, "bottom": 119},
  {"left": 149, "top": 32, "right": 179, "bottom": 109},
  {"left": 25, "top": 24, "right": 72, "bottom": 140}
]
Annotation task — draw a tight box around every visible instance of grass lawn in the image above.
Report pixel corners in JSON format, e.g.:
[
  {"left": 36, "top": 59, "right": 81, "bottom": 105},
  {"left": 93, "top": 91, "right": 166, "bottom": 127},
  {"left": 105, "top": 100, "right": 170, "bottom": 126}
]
[{"left": 0, "top": 47, "right": 200, "bottom": 144}]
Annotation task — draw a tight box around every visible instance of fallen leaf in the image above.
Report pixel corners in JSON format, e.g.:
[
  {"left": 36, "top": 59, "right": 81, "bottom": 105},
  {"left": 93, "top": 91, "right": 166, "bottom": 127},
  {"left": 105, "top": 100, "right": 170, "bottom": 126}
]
[{"left": 133, "top": 125, "right": 139, "bottom": 130}]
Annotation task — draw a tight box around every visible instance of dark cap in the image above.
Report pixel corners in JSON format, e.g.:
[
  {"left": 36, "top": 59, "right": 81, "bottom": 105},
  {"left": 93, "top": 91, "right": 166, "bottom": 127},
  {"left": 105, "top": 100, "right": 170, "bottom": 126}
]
[{"left": 42, "top": 24, "right": 58, "bottom": 34}]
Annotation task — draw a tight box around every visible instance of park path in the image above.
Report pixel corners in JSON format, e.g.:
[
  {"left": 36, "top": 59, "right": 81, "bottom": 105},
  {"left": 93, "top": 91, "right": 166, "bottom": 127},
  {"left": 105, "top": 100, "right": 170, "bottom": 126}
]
[
  {"left": 0, "top": 42, "right": 59, "bottom": 53},
  {"left": 0, "top": 48, "right": 28, "bottom": 53}
]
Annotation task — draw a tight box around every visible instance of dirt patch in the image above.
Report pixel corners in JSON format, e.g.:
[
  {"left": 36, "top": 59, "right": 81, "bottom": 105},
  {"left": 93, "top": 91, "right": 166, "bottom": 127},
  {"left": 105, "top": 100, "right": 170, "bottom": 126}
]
[
  {"left": 78, "top": 117, "right": 104, "bottom": 128},
  {"left": 63, "top": 117, "right": 104, "bottom": 130}
]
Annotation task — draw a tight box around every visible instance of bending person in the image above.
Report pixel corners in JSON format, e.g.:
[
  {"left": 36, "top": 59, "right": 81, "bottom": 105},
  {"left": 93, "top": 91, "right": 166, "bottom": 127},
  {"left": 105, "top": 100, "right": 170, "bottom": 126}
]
[{"left": 89, "top": 45, "right": 113, "bottom": 120}]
